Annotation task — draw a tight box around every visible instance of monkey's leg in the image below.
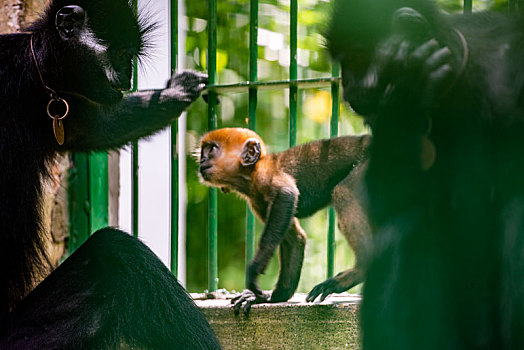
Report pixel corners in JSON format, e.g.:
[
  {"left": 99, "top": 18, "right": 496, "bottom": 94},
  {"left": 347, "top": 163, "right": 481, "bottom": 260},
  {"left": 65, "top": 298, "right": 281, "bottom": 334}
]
[
  {"left": 233, "top": 186, "right": 298, "bottom": 315},
  {"left": 307, "top": 166, "right": 371, "bottom": 302},
  {"left": 271, "top": 219, "right": 306, "bottom": 302},
  {"left": 1, "top": 228, "right": 220, "bottom": 350}
]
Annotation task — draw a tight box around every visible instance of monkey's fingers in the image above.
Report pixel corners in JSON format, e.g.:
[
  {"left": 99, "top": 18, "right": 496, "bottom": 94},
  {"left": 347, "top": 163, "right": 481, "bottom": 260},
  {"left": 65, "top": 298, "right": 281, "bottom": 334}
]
[
  {"left": 410, "top": 39, "right": 441, "bottom": 68},
  {"left": 231, "top": 289, "right": 271, "bottom": 316},
  {"left": 166, "top": 70, "right": 208, "bottom": 102},
  {"left": 306, "top": 277, "right": 341, "bottom": 303},
  {"left": 232, "top": 289, "right": 257, "bottom": 316},
  {"left": 423, "top": 63, "right": 454, "bottom": 107},
  {"left": 168, "top": 70, "right": 208, "bottom": 88}
]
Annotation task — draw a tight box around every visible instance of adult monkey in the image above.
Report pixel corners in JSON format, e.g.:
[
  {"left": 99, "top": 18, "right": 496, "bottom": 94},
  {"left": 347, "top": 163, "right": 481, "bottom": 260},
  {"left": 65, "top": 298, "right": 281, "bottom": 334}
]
[
  {"left": 328, "top": 0, "right": 524, "bottom": 349},
  {"left": 0, "top": 0, "right": 220, "bottom": 349}
]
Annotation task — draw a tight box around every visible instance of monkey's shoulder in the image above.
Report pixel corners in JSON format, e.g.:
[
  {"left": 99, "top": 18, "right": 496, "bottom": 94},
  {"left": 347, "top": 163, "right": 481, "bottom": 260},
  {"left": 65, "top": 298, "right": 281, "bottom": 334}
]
[{"left": 251, "top": 156, "right": 297, "bottom": 199}]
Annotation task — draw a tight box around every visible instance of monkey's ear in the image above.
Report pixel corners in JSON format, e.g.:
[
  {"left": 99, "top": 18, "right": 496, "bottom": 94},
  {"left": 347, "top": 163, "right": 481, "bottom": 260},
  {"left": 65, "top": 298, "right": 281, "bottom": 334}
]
[
  {"left": 241, "top": 138, "right": 261, "bottom": 167},
  {"left": 55, "top": 6, "right": 86, "bottom": 40}
]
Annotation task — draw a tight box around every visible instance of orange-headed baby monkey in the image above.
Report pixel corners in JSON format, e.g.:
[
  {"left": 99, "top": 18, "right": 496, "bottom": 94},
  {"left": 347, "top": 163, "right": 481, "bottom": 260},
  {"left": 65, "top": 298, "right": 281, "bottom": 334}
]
[{"left": 198, "top": 127, "right": 371, "bottom": 314}]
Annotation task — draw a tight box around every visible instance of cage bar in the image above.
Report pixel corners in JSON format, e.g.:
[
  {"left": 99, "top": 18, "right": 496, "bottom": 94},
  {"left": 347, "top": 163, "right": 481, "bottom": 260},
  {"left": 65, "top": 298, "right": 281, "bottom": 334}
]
[
  {"left": 327, "top": 63, "right": 341, "bottom": 278},
  {"left": 509, "top": 0, "right": 517, "bottom": 12},
  {"left": 131, "top": 0, "right": 139, "bottom": 239},
  {"left": 170, "top": 0, "right": 179, "bottom": 277},
  {"left": 289, "top": 0, "right": 298, "bottom": 148},
  {"left": 464, "top": 0, "right": 472, "bottom": 13},
  {"left": 88, "top": 152, "right": 109, "bottom": 233},
  {"left": 206, "top": 77, "right": 339, "bottom": 94},
  {"left": 207, "top": 0, "right": 219, "bottom": 293},
  {"left": 245, "top": 0, "right": 259, "bottom": 266}
]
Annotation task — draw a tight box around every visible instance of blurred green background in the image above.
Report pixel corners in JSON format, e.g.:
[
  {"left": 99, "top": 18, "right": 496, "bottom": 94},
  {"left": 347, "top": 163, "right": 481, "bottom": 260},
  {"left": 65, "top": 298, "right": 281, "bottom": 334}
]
[{"left": 180, "top": 0, "right": 509, "bottom": 293}]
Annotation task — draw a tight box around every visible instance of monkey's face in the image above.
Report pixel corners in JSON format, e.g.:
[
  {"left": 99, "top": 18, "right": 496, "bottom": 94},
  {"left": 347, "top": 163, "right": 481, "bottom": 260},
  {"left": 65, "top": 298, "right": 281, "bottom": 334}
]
[
  {"left": 49, "top": 0, "right": 150, "bottom": 105},
  {"left": 198, "top": 128, "right": 265, "bottom": 189},
  {"left": 199, "top": 140, "right": 224, "bottom": 183},
  {"left": 198, "top": 138, "right": 248, "bottom": 182}
]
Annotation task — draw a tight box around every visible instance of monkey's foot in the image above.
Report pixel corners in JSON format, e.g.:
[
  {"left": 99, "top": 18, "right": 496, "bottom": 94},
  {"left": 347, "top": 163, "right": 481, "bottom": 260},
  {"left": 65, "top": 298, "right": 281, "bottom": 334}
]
[
  {"left": 231, "top": 289, "right": 270, "bottom": 316},
  {"left": 306, "top": 277, "right": 349, "bottom": 303}
]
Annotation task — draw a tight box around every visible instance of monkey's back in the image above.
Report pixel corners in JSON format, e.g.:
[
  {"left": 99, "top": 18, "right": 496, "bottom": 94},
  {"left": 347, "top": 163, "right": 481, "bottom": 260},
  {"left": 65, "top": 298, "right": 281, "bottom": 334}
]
[{"left": 277, "top": 135, "right": 370, "bottom": 217}]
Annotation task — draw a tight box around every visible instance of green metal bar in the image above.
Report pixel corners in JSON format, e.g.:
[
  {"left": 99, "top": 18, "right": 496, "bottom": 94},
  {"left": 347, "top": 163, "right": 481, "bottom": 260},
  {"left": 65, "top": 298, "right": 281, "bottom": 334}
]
[
  {"left": 131, "top": 0, "right": 139, "bottom": 238},
  {"left": 289, "top": 0, "right": 298, "bottom": 147},
  {"left": 88, "top": 152, "right": 109, "bottom": 233},
  {"left": 330, "top": 65, "right": 340, "bottom": 137},
  {"left": 464, "top": 0, "right": 472, "bottom": 13},
  {"left": 136, "top": 77, "right": 339, "bottom": 95},
  {"left": 509, "top": 0, "right": 516, "bottom": 12},
  {"left": 207, "top": 0, "right": 218, "bottom": 292},
  {"left": 69, "top": 153, "right": 90, "bottom": 252},
  {"left": 327, "top": 63, "right": 340, "bottom": 278},
  {"left": 170, "top": 0, "right": 179, "bottom": 277},
  {"left": 246, "top": 0, "right": 258, "bottom": 266}
]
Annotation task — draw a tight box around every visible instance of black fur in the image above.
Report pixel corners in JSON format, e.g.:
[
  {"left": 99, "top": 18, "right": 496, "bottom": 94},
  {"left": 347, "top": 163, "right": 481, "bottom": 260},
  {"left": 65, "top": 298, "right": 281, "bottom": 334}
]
[
  {"left": 1, "top": 229, "right": 220, "bottom": 349},
  {"left": 329, "top": 0, "right": 524, "bottom": 348},
  {"left": 0, "top": 0, "right": 217, "bottom": 348}
]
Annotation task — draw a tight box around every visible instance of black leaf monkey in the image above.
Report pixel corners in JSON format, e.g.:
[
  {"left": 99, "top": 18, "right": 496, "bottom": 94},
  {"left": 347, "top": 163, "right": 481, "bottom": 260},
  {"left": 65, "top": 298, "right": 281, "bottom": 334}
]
[
  {"left": 329, "top": 0, "right": 524, "bottom": 348},
  {"left": 198, "top": 128, "right": 370, "bottom": 315},
  {"left": 0, "top": 0, "right": 220, "bottom": 348}
]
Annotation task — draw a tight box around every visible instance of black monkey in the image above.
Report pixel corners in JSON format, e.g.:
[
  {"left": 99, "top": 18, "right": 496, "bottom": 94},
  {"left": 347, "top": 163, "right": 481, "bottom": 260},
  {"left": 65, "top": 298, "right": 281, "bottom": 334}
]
[
  {"left": 329, "top": 0, "right": 524, "bottom": 348},
  {"left": 2, "top": 229, "right": 220, "bottom": 349},
  {"left": 0, "top": 0, "right": 220, "bottom": 348}
]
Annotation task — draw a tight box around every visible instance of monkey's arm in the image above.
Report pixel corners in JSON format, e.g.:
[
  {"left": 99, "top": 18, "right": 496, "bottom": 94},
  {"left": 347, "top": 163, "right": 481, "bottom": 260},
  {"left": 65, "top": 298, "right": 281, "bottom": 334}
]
[
  {"left": 232, "top": 184, "right": 298, "bottom": 315},
  {"left": 62, "top": 71, "right": 207, "bottom": 151}
]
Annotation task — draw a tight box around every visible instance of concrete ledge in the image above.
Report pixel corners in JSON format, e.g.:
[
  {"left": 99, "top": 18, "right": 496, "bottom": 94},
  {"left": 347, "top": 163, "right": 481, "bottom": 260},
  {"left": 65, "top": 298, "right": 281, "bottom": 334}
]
[{"left": 194, "top": 293, "right": 361, "bottom": 350}]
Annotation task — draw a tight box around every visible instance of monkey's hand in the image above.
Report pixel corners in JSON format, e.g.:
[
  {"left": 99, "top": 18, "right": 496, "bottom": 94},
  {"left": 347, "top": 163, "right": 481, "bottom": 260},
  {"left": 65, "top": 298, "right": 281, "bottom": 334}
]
[
  {"left": 307, "top": 268, "right": 363, "bottom": 302},
  {"left": 376, "top": 7, "right": 455, "bottom": 111},
  {"left": 346, "top": 32, "right": 454, "bottom": 120},
  {"left": 161, "top": 70, "right": 208, "bottom": 105},
  {"left": 381, "top": 38, "right": 454, "bottom": 110},
  {"left": 306, "top": 277, "right": 349, "bottom": 303},
  {"left": 231, "top": 289, "right": 270, "bottom": 316}
]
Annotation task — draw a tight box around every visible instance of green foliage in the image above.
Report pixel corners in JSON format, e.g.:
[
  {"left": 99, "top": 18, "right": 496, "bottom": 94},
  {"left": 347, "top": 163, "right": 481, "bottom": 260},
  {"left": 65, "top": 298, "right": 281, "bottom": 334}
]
[{"left": 183, "top": 0, "right": 368, "bottom": 293}]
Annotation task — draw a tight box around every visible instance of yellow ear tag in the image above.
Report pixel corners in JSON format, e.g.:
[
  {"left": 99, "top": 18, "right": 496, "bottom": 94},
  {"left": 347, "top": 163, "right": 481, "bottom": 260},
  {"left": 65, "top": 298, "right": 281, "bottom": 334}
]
[
  {"left": 47, "top": 97, "right": 69, "bottom": 146},
  {"left": 420, "top": 136, "right": 436, "bottom": 171},
  {"left": 53, "top": 115, "right": 65, "bottom": 145}
]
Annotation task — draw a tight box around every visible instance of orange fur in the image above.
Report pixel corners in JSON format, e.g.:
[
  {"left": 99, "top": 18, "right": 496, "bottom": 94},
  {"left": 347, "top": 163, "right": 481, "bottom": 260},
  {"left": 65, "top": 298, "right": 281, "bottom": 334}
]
[{"left": 198, "top": 127, "right": 371, "bottom": 311}]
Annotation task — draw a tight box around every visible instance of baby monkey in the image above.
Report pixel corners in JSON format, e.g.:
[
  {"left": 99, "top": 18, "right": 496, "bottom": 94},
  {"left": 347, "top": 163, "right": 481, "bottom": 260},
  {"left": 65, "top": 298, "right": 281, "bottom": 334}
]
[{"left": 198, "top": 128, "right": 371, "bottom": 315}]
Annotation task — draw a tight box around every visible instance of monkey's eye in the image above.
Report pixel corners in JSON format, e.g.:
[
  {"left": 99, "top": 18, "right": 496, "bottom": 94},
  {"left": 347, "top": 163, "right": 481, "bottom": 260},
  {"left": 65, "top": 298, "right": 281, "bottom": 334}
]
[
  {"left": 208, "top": 144, "right": 218, "bottom": 154},
  {"left": 202, "top": 143, "right": 219, "bottom": 160}
]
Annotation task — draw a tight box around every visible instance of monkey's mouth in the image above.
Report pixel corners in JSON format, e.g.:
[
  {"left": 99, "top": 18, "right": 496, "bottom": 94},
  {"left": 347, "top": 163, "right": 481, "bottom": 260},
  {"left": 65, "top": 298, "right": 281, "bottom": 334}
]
[{"left": 199, "top": 165, "right": 213, "bottom": 181}]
